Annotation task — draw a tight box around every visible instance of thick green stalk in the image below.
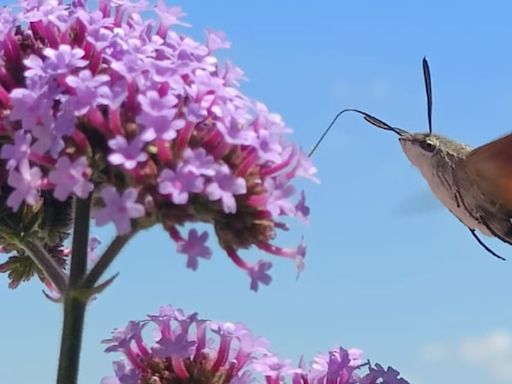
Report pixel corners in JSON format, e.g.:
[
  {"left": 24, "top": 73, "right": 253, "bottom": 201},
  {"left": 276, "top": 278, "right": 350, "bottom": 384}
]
[
  {"left": 56, "top": 297, "right": 87, "bottom": 384},
  {"left": 56, "top": 197, "right": 91, "bottom": 384}
]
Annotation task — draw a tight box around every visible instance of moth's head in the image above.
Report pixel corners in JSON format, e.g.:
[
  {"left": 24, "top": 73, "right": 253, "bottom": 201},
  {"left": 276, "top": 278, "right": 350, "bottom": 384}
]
[
  {"left": 398, "top": 133, "right": 468, "bottom": 167},
  {"left": 398, "top": 133, "right": 440, "bottom": 167}
]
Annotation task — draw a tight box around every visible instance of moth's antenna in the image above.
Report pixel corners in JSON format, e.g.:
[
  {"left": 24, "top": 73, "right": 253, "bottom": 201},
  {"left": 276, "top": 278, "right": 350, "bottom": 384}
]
[
  {"left": 423, "top": 57, "right": 433, "bottom": 135},
  {"left": 308, "top": 109, "right": 407, "bottom": 157}
]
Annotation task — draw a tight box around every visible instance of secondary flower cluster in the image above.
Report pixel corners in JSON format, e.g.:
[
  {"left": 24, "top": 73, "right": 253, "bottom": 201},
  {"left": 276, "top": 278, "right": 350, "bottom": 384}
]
[
  {"left": 0, "top": 0, "right": 315, "bottom": 290},
  {"left": 102, "top": 305, "right": 410, "bottom": 384}
]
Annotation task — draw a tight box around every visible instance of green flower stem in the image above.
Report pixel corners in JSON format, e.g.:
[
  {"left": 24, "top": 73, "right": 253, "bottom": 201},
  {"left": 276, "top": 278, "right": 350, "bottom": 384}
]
[
  {"left": 56, "top": 197, "right": 91, "bottom": 384},
  {"left": 81, "top": 231, "right": 135, "bottom": 289},
  {"left": 68, "top": 197, "right": 92, "bottom": 285},
  {"left": 21, "top": 239, "right": 68, "bottom": 293},
  {"left": 56, "top": 296, "right": 87, "bottom": 384}
]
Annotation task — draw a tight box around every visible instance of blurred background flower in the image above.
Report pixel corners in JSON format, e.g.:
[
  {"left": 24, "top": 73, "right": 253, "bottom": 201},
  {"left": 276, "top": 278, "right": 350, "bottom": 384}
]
[{"left": 102, "top": 304, "right": 409, "bottom": 384}]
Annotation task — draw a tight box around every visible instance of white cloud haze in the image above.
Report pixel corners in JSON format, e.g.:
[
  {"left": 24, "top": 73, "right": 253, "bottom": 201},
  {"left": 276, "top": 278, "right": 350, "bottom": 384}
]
[{"left": 420, "top": 330, "right": 512, "bottom": 382}]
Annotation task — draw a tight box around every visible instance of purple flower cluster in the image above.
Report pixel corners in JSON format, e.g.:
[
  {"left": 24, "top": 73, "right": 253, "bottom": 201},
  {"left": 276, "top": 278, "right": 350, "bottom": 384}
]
[
  {"left": 0, "top": 0, "right": 316, "bottom": 290},
  {"left": 102, "top": 305, "right": 410, "bottom": 384}
]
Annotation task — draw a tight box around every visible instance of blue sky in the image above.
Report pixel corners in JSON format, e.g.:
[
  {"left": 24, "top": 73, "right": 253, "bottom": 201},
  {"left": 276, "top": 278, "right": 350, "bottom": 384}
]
[{"left": 2, "top": 1, "right": 512, "bottom": 383}]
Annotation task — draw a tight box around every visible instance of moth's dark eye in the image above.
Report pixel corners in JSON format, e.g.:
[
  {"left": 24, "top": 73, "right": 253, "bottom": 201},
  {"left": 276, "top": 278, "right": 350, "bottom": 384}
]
[{"left": 419, "top": 140, "right": 436, "bottom": 153}]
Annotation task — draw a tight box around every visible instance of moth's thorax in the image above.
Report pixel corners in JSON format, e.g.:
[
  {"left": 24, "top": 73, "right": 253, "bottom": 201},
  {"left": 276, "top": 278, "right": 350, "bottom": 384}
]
[{"left": 399, "top": 133, "right": 492, "bottom": 235}]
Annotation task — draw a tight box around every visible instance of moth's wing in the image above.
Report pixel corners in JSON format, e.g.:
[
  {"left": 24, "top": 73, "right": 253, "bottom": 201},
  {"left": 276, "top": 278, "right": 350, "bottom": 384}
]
[{"left": 463, "top": 132, "right": 512, "bottom": 211}]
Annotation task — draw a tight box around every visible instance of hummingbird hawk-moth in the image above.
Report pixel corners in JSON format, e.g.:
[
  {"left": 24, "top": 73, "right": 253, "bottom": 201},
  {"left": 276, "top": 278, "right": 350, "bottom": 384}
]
[{"left": 311, "top": 58, "right": 512, "bottom": 260}]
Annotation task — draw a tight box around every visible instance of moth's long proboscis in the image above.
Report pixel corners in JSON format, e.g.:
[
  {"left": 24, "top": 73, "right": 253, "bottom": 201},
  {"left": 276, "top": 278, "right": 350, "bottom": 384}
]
[{"left": 308, "top": 108, "right": 406, "bottom": 157}]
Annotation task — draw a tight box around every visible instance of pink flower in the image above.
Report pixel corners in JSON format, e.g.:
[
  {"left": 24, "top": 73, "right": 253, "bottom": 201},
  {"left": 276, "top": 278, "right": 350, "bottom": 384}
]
[
  {"left": 158, "top": 168, "right": 204, "bottom": 205},
  {"left": 93, "top": 187, "right": 145, "bottom": 235},
  {"left": 48, "top": 156, "right": 93, "bottom": 201},
  {"left": 0, "top": 0, "right": 316, "bottom": 289},
  {"left": 102, "top": 305, "right": 410, "bottom": 384},
  {"left": 6, "top": 159, "right": 42, "bottom": 210},
  {"left": 107, "top": 136, "right": 148, "bottom": 170},
  {"left": 0, "top": 130, "right": 31, "bottom": 170},
  {"left": 205, "top": 167, "right": 247, "bottom": 213},
  {"left": 176, "top": 229, "right": 212, "bottom": 271}
]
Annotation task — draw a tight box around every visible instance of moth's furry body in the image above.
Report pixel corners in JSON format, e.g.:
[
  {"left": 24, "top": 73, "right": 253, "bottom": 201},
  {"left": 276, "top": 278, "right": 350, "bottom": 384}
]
[{"left": 400, "top": 133, "right": 512, "bottom": 241}]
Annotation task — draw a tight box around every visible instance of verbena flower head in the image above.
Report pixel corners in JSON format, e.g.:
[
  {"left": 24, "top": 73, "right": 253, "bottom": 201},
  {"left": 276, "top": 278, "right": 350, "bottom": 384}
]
[
  {"left": 0, "top": 0, "right": 316, "bottom": 290},
  {"left": 102, "top": 305, "right": 410, "bottom": 384}
]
